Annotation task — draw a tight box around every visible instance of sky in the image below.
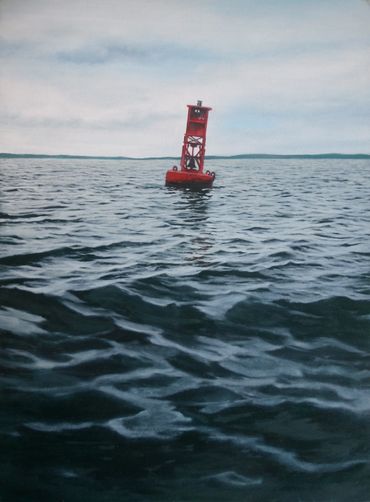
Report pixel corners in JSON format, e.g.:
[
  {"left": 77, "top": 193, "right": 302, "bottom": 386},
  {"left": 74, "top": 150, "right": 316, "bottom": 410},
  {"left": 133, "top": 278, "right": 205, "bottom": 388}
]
[{"left": 1, "top": 0, "right": 370, "bottom": 157}]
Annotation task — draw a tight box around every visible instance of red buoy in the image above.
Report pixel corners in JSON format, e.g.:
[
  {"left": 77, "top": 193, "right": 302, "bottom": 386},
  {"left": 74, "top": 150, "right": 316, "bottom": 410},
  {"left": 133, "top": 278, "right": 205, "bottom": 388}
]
[{"left": 165, "top": 100, "right": 215, "bottom": 188}]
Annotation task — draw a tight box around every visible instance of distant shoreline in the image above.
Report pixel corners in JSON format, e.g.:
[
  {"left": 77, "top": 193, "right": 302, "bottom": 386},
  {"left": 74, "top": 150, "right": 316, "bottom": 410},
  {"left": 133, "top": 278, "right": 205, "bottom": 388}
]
[{"left": 1, "top": 152, "right": 369, "bottom": 160}]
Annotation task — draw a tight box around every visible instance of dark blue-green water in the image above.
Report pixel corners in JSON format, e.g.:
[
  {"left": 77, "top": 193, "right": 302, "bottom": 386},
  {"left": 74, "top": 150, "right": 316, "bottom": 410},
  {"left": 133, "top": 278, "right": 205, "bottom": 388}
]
[{"left": 1, "top": 158, "right": 370, "bottom": 501}]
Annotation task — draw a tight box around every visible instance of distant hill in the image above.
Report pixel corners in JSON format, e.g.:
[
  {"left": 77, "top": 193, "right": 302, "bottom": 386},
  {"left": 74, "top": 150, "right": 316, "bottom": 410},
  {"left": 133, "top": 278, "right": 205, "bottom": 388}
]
[
  {"left": 0, "top": 153, "right": 132, "bottom": 160},
  {"left": 1, "top": 152, "right": 369, "bottom": 160},
  {"left": 222, "top": 153, "right": 370, "bottom": 159}
]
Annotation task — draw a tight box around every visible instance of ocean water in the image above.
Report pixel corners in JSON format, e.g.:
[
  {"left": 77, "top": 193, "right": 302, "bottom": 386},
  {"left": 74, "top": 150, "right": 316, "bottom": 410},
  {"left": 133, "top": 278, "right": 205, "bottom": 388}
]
[{"left": 1, "top": 158, "right": 370, "bottom": 501}]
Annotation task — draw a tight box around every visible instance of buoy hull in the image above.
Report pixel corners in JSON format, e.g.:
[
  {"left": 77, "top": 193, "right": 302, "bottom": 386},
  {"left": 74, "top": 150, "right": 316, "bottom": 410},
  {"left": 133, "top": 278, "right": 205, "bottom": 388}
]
[{"left": 165, "top": 169, "right": 215, "bottom": 188}]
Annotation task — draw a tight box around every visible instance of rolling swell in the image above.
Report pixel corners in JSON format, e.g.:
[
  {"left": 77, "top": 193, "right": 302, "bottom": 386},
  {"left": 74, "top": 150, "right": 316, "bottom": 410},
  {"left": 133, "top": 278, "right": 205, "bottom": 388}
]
[{"left": 1, "top": 158, "right": 370, "bottom": 501}]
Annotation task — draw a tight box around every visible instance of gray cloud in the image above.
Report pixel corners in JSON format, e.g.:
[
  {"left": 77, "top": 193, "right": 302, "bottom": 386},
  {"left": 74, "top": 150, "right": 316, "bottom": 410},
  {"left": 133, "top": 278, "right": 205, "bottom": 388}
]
[
  {"left": 53, "top": 43, "right": 213, "bottom": 66},
  {"left": 55, "top": 44, "right": 150, "bottom": 65},
  {"left": 1, "top": 110, "right": 179, "bottom": 130}
]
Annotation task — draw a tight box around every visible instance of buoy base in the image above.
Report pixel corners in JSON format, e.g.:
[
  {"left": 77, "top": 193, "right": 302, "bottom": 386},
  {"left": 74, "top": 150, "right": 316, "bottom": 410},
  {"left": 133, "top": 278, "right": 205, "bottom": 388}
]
[{"left": 165, "top": 168, "right": 215, "bottom": 188}]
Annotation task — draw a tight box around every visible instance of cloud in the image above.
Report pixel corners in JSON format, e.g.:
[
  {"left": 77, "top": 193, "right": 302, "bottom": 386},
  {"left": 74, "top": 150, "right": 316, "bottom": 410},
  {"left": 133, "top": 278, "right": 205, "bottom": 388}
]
[{"left": 0, "top": 0, "right": 369, "bottom": 155}]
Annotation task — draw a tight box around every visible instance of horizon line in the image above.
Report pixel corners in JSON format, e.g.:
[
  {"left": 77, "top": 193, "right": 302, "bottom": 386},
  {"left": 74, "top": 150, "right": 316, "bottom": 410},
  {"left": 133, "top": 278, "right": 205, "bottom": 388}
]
[{"left": 1, "top": 152, "right": 370, "bottom": 160}]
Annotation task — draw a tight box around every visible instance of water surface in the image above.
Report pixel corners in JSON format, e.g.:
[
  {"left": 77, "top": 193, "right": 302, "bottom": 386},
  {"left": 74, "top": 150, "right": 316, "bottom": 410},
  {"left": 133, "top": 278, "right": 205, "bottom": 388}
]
[{"left": 1, "top": 158, "right": 370, "bottom": 501}]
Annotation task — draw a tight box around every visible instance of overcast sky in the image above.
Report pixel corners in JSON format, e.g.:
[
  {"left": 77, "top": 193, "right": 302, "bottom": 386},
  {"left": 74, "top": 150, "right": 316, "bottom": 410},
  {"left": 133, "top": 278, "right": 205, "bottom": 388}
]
[{"left": 1, "top": 0, "right": 369, "bottom": 156}]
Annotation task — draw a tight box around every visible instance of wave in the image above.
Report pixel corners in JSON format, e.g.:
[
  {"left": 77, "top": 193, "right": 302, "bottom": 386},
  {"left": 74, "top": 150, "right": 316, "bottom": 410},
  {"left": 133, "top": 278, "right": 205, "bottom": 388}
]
[{"left": 2, "top": 157, "right": 370, "bottom": 500}]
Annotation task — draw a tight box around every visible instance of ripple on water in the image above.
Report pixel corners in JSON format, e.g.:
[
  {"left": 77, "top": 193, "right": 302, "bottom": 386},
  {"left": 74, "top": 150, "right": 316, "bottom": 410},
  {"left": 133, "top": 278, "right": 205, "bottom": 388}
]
[{"left": 1, "top": 158, "right": 370, "bottom": 501}]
